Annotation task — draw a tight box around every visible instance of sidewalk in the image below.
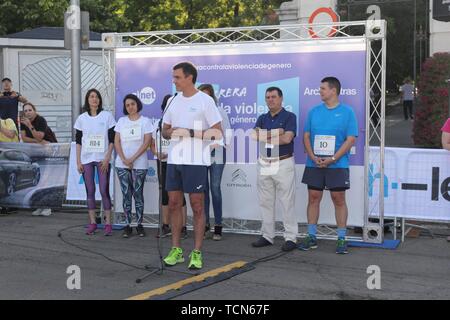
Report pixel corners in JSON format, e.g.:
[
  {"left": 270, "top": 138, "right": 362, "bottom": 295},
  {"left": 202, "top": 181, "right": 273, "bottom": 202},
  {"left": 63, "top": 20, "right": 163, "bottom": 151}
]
[{"left": 385, "top": 101, "right": 415, "bottom": 148}]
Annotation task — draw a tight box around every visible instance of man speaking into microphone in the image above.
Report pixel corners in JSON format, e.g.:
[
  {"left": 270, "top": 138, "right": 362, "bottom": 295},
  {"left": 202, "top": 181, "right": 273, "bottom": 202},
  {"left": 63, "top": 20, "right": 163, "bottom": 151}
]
[{"left": 162, "top": 62, "right": 222, "bottom": 270}]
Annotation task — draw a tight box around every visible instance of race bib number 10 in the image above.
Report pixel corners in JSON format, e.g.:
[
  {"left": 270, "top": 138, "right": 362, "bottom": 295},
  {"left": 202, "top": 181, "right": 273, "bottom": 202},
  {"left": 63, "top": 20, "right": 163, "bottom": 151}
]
[{"left": 313, "top": 135, "right": 336, "bottom": 156}]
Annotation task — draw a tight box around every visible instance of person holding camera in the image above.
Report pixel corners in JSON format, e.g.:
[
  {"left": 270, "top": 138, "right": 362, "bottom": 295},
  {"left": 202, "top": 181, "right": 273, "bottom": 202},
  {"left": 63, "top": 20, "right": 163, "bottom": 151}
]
[{"left": 20, "top": 103, "right": 57, "bottom": 144}]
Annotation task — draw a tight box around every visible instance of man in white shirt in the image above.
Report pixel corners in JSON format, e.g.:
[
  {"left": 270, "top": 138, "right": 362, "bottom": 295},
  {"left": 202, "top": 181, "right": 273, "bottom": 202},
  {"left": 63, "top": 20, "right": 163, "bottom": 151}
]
[{"left": 162, "top": 62, "right": 222, "bottom": 270}]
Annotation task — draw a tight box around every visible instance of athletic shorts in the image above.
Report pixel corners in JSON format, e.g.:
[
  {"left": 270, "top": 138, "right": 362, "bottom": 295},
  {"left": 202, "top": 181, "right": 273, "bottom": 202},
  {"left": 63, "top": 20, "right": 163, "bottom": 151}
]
[
  {"left": 165, "top": 164, "right": 207, "bottom": 193},
  {"left": 302, "top": 167, "right": 350, "bottom": 191}
]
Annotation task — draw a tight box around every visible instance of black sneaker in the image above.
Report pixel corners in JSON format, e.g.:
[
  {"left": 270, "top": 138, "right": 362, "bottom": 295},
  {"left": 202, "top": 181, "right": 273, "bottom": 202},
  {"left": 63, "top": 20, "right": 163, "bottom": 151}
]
[
  {"left": 213, "top": 225, "right": 222, "bottom": 241},
  {"left": 181, "top": 226, "right": 188, "bottom": 240},
  {"left": 136, "top": 224, "right": 146, "bottom": 237},
  {"left": 204, "top": 224, "right": 211, "bottom": 240},
  {"left": 251, "top": 237, "right": 273, "bottom": 248},
  {"left": 281, "top": 240, "right": 297, "bottom": 252},
  {"left": 156, "top": 224, "right": 171, "bottom": 238},
  {"left": 122, "top": 225, "right": 132, "bottom": 238}
]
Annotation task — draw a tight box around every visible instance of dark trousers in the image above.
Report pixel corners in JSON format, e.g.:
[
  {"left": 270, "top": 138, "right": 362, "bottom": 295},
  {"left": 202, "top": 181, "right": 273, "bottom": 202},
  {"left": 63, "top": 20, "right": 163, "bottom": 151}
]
[{"left": 403, "top": 100, "right": 413, "bottom": 119}]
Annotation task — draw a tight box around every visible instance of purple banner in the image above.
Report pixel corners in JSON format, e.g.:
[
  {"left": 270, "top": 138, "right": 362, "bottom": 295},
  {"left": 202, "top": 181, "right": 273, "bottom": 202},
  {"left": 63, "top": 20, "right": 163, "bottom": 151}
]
[{"left": 115, "top": 48, "right": 366, "bottom": 165}]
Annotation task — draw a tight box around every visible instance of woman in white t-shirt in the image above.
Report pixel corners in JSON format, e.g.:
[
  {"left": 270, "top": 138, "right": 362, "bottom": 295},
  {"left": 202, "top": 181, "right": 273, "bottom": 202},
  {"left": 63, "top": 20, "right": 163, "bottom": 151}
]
[
  {"left": 114, "top": 94, "right": 153, "bottom": 238},
  {"left": 74, "top": 89, "right": 116, "bottom": 236},
  {"left": 150, "top": 94, "right": 188, "bottom": 239}
]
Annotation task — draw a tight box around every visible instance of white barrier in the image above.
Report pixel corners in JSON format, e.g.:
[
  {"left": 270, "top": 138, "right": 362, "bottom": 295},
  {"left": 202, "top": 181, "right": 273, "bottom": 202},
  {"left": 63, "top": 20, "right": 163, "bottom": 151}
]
[
  {"left": 369, "top": 147, "right": 450, "bottom": 221},
  {"left": 112, "top": 147, "right": 450, "bottom": 225},
  {"left": 113, "top": 161, "right": 366, "bottom": 226}
]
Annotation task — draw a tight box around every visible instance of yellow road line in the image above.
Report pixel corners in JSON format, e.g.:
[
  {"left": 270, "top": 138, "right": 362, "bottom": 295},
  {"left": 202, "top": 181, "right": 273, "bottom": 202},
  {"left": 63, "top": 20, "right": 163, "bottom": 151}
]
[{"left": 127, "top": 261, "right": 247, "bottom": 300}]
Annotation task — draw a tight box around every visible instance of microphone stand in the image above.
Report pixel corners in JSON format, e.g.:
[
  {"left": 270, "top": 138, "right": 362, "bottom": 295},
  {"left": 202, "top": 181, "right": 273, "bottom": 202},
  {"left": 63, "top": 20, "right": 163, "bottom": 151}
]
[
  {"left": 136, "top": 120, "right": 166, "bottom": 283},
  {"left": 136, "top": 94, "right": 177, "bottom": 283}
]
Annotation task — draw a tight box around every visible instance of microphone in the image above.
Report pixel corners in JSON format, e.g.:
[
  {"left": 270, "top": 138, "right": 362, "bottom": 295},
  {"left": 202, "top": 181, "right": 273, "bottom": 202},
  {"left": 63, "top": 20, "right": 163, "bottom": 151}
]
[
  {"left": 161, "top": 92, "right": 178, "bottom": 119},
  {"left": 159, "top": 92, "right": 178, "bottom": 136}
]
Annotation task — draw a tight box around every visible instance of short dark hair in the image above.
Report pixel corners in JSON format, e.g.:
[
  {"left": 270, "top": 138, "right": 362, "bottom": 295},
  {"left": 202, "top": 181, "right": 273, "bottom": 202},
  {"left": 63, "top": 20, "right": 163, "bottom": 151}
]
[
  {"left": 197, "top": 84, "right": 217, "bottom": 104},
  {"left": 160, "top": 94, "right": 172, "bottom": 112},
  {"left": 321, "top": 77, "right": 341, "bottom": 96},
  {"left": 83, "top": 89, "right": 103, "bottom": 115},
  {"left": 173, "top": 62, "right": 197, "bottom": 83},
  {"left": 123, "top": 94, "right": 143, "bottom": 115},
  {"left": 265, "top": 86, "right": 283, "bottom": 97},
  {"left": 1, "top": 77, "right": 11, "bottom": 83}
]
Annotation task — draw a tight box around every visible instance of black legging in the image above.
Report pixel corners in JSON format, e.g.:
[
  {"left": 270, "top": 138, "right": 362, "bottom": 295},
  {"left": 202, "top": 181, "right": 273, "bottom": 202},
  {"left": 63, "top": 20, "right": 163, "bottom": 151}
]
[{"left": 157, "top": 159, "right": 186, "bottom": 206}]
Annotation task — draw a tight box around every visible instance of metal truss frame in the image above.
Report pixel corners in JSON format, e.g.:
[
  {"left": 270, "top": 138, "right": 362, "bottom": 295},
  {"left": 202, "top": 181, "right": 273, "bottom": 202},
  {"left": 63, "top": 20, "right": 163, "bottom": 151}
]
[{"left": 102, "top": 20, "right": 387, "bottom": 243}]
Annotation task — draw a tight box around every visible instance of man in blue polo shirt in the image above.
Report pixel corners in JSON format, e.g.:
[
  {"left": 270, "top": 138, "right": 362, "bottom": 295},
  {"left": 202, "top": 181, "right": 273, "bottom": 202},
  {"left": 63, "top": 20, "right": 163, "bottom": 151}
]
[
  {"left": 299, "top": 77, "right": 358, "bottom": 254},
  {"left": 251, "top": 87, "right": 297, "bottom": 252}
]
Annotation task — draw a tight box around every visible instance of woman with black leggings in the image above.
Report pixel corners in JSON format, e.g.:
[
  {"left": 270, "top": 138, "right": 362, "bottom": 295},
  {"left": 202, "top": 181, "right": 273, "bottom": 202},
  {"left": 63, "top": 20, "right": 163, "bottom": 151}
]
[
  {"left": 74, "top": 89, "right": 116, "bottom": 236},
  {"left": 150, "top": 94, "right": 188, "bottom": 239}
]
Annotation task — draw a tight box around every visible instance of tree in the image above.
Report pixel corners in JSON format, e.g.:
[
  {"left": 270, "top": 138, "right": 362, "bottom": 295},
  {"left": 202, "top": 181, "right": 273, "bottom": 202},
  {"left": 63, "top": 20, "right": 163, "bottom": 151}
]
[
  {"left": 0, "top": 0, "right": 66, "bottom": 35},
  {"left": 413, "top": 53, "right": 450, "bottom": 147},
  {"left": 0, "top": 0, "right": 284, "bottom": 36},
  {"left": 337, "top": 0, "right": 429, "bottom": 92}
]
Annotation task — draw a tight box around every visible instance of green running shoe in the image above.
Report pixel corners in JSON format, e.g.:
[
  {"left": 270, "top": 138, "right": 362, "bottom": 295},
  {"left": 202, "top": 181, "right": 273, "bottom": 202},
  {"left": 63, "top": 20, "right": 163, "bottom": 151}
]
[
  {"left": 336, "top": 238, "right": 349, "bottom": 254},
  {"left": 298, "top": 235, "right": 318, "bottom": 251},
  {"left": 163, "top": 247, "right": 184, "bottom": 266},
  {"left": 188, "top": 250, "right": 203, "bottom": 270}
]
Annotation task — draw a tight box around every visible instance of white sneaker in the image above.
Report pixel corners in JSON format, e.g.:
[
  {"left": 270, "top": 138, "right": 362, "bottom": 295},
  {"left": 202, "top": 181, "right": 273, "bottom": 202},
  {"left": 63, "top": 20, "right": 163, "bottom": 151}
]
[
  {"left": 32, "top": 208, "right": 43, "bottom": 216},
  {"left": 40, "top": 208, "right": 52, "bottom": 216}
]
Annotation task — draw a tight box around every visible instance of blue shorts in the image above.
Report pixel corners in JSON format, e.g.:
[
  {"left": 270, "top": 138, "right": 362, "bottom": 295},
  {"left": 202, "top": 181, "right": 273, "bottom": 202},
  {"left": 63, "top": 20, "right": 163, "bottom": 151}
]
[
  {"left": 302, "top": 167, "right": 350, "bottom": 191},
  {"left": 165, "top": 164, "right": 207, "bottom": 193}
]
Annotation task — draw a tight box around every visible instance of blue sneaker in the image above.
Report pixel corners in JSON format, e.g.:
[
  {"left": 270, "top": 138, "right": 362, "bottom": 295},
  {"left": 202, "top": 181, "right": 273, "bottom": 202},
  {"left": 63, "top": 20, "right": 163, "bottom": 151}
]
[
  {"left": 336, "top": 238, "right": 348, "bottom": 254},
  {"left": 298, "top": 235, "right": 318, "bottom": 251}
]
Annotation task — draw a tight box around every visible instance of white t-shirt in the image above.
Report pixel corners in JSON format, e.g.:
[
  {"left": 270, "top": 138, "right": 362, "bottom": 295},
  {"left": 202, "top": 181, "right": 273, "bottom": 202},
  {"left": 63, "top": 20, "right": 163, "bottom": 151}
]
[
  {"left": 151, "top": 121, "right": 171, "bottom": 163},
  {"left": 74, "top": 111, "right": 116, "bottom": 164},
  {"left": 162, "top": 91, "right": 222, "bottom": 166},
  {"left": 115, "top": 115, "right": 153, "bottom": 169}
]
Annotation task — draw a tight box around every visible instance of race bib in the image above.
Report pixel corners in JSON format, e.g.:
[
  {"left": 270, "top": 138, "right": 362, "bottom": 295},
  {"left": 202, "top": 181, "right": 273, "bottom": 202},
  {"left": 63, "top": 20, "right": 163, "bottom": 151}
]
[
  {"left": 313, "top": 135, "right": 336, "bottom": 156},
  {"left": 85, "top": 134, "right": 105, "bottom": 153},
  {"left": 153, "top": 130, "right": 170, "bottom": 154},
  {"left": 121, "top": 124, "right": 141, "bottom": 142}
]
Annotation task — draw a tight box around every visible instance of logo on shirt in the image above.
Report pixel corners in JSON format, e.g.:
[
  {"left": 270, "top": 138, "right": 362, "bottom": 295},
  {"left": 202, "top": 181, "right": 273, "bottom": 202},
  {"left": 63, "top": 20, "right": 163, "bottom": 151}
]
[
  {"left": 135, "top": 87, "right": 156, "bottom": 105},
  {"left": 189, "top": 106, "right": 199, "bottom": 112},
  {"left": 335, "top": 113, "right": 342, "bottom": 117}
]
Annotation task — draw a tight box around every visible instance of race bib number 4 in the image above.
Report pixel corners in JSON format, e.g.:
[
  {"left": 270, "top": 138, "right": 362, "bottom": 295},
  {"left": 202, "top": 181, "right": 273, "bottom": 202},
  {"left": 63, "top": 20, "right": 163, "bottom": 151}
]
[
  {"left": 121, "top": 125, "right": 141, "bottom": 142},
  {"left": 313, "top": 135, "right": 336, "bottom": 156},
  {"left": 85, "top": 135, "right": 105, "bottom": 153}
]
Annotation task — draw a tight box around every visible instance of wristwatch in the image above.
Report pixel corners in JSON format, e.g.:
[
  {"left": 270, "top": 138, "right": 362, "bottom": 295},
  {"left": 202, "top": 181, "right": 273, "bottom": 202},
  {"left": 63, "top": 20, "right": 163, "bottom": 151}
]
[
  {"left": 331, "top": 156, "right": 336, "bottom": 162},
  {"left": 189, "top": 129, "right": 195, "bottom": 138}
]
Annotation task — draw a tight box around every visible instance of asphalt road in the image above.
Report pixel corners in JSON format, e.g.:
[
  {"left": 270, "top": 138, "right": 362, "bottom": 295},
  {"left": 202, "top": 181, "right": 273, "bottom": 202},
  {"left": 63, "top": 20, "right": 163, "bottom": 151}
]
[{"left": 0, "top": 211, "right": 448, "bottom": 301}]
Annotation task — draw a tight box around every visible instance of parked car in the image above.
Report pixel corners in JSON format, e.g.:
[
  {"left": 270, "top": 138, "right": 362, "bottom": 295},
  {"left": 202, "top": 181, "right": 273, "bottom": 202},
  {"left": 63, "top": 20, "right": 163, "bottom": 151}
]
[{"left": 0, "top": 148, "right": 40, "bottom": 196}]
